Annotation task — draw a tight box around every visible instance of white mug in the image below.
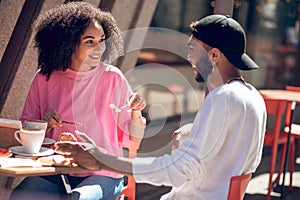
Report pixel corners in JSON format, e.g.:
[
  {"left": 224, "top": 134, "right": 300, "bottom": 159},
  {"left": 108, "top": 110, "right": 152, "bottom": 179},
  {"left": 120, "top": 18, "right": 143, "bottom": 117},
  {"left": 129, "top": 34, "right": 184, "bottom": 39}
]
[
  {"left": 23, "top": 119, "right": 48, "bottom": 131},
  {"left": 14, "top": 128, "right": 45, "bottom": 154}
]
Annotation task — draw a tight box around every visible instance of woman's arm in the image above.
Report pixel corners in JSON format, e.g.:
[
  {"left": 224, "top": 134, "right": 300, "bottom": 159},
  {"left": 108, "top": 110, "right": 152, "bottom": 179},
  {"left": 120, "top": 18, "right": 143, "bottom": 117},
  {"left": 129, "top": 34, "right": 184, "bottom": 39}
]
[{"left": 127, "top": 93, "right": 147, "bottom": 143}]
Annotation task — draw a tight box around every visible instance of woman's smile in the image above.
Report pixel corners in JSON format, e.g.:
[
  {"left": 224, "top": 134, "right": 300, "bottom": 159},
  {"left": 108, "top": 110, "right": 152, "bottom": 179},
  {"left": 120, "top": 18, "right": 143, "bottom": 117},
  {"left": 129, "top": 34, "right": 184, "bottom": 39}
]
[
  {"left": 89, "top": 54, "right": 101, "bottom": 60},
  {"left": 71, "top": 21, "right": 106, "bottom": 71}
]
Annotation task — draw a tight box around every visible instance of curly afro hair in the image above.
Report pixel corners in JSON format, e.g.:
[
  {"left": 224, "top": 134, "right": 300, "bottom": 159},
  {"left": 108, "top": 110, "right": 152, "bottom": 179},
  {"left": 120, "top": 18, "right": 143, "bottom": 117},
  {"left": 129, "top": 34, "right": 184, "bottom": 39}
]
[{"left": 32, "top": 1, "right": 124, "bottom": 79}]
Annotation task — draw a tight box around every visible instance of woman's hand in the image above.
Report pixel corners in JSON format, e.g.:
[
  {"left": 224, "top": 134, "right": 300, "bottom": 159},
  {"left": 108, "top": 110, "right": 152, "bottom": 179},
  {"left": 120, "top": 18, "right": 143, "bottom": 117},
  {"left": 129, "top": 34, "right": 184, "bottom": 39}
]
[
  {"left": 128, "top": 93, "right": 146, "bottom": 111},
  {"left": 43, "top": 109, "right": 63, "bottom": 129}
]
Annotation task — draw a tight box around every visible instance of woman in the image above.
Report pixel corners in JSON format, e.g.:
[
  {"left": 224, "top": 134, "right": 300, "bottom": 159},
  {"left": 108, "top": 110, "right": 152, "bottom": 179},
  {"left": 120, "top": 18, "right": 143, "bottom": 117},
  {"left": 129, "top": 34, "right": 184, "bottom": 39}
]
[{"left": 10, "top": 2, "right": 146, "bottom": 200}]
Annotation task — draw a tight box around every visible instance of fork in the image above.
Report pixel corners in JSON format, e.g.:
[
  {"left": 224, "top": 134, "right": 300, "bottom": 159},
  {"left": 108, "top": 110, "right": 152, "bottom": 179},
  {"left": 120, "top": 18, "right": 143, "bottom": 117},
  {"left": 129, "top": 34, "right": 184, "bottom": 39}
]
[{"left": 62, "top": 120, "right": 83, "bottom": 127}]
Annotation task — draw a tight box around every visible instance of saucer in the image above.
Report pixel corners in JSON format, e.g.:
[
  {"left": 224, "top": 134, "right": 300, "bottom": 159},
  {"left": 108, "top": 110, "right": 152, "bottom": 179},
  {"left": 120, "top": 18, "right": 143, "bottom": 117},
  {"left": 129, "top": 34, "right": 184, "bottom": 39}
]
[
  {"left": 0, "top": 148, "right": 12, "bottom": 157},
  {"left": 9, "top": 146, "right": 54, "bottom": 157},
  {"left": 43, "top": 138, "right": 56, "bottom": 145}
]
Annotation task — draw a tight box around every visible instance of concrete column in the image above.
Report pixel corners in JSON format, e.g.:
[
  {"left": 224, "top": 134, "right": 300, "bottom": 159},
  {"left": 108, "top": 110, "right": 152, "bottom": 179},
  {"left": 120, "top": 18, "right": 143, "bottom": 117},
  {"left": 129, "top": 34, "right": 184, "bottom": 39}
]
[
  {"left": 214, "top": 0, "right": 234, "bottom": 16},
  {"left": 0, "top": 0, "right": 26, "bottom": 59},
  {"left": 110, "top": 0, "right": 158, "bottom": 73},
  {"left": 0, "top": 0, "right": 157, "bottom": 119},
  {"left": 0, "top": 0, "right": 48, "bottom": 119}
]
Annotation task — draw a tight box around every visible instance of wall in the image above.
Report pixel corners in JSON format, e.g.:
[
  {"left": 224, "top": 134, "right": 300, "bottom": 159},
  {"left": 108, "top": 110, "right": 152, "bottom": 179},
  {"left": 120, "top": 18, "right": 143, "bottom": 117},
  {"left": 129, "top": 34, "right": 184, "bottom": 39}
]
[{"left": 0, "top": 0, "right": 158, "bottom": 119}]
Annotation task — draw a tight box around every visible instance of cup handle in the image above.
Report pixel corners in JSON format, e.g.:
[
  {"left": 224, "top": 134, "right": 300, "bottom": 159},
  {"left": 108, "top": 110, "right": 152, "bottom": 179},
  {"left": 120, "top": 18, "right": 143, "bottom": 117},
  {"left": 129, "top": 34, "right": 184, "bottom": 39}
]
[{"left": 14, "top": 131, "right": 22, "bottom": 145}]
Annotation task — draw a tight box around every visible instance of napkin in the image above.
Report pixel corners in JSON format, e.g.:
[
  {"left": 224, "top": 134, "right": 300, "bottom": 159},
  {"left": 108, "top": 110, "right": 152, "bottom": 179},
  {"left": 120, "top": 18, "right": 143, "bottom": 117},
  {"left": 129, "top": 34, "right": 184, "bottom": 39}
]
[{"left": 0, "top": 157, "right": 42, "bottom": 168}]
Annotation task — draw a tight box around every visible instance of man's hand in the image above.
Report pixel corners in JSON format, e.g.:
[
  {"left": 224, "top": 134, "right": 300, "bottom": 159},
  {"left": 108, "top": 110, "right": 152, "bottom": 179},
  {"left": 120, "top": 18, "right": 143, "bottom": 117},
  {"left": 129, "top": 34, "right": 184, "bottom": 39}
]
[
  {"left": 55, "top": 142, "right": 102, "bottom": 170},
  {"left": 171, "top": 123, "right": 193, "bottom": 150},
  {"left": 171, "top": 130, "right": 184, "bottom": 150}
]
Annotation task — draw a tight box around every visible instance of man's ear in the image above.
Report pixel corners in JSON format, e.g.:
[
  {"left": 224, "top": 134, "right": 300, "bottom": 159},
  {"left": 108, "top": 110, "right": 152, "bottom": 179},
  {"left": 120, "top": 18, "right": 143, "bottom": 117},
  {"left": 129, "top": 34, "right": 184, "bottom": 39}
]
[{"left": 209, "top": 48, "right": 221, "bottom": 63}]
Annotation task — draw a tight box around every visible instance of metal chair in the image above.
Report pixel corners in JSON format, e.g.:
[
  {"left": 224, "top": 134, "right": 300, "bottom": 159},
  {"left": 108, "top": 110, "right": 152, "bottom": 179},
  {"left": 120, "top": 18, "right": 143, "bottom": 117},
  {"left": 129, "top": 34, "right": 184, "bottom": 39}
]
[
  {"left": 227, "top": 173, "right": 252, "bottom": 200},
  {"left": 284, "top": 85, "right": 300, "bottom": 153},
  {"left": 262, "top": 97, "right": 294, "bottom": 200},
  {"left": 276, "top": 85, "right": 300, "bottom": 193},
  {"left": 118, "top": 140, "right": 141, "bottom": 200}
]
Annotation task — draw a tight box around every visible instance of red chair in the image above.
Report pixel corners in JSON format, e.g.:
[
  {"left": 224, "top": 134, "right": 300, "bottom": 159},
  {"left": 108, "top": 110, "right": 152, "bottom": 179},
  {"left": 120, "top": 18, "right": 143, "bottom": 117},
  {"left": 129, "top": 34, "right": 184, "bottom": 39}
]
[
  {"left": 227, "top": 173, "right": 252, "bottom": 200},
  {"left": 263, "top": 97, "right": 294, "bottom": 200},
  {"left": 284, "top": 85, "right": 300, "bottom": 153},
  {"left": 118, "top": 140, "right": 141, "bottom": 200},
  {"left": 275, "top": 86, "right": 300, "bottom": 192}
]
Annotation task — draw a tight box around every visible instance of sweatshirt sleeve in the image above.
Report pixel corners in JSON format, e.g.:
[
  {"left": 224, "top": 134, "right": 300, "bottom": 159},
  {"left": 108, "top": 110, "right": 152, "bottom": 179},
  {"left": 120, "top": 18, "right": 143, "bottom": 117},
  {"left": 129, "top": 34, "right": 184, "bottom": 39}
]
[
  {"left": 20, "top": 72, "right": 44, "bottom": 121},
  {"left": 132, "top": 91, "right": 229, "bottom": 187}
]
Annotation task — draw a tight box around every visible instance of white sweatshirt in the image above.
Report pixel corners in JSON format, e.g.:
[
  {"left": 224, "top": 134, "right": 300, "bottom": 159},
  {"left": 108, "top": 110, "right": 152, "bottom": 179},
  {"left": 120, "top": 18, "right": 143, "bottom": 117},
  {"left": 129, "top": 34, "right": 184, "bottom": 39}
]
[{"left": 133, "top": 81, "right": 266, "bottom": 200}]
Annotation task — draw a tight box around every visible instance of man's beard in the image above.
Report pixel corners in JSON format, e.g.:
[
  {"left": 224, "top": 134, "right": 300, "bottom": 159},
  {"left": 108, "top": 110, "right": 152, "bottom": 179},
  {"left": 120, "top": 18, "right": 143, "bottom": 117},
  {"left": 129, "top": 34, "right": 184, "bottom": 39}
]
[
  {"left": 195, "top": 71, "right": 205, "bottom": 83},
  {"left": 194, "top": 63, "right": 213, "bottom": 82},
  {"left": 194, "top": 52, "right": 214, "bottom": 82}
]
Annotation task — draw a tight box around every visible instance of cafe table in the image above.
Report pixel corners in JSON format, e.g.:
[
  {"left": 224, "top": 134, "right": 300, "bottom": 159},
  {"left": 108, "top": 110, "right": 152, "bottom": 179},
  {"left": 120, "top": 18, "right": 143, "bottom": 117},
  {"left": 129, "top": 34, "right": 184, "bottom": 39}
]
[
  {"left": 0, "top": 157, "right": 95, "bottom": 198},
  {"left": 0, "top": 163, "right": 94, "bottom": 177},
  {"left": 259, "top": 89, "right": 300, "bottom": 199}
]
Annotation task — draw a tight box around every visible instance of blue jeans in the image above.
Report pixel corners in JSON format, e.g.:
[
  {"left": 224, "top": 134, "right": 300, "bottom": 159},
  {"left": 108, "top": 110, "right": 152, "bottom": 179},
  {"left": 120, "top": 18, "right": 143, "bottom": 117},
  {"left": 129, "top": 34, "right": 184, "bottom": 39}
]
[{"left": 9, "top": 175, "right": 124, "bottom": 200}]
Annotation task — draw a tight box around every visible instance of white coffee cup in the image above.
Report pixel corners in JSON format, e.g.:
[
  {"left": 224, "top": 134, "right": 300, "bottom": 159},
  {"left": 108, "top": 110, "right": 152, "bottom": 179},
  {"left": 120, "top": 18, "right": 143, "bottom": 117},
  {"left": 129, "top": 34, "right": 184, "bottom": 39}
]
[
  {"left": 23, "top": 119, "right": 48, "bottom": 131},
  {"left": 14, "top": 128, "right": 45, "bottom": 154}
]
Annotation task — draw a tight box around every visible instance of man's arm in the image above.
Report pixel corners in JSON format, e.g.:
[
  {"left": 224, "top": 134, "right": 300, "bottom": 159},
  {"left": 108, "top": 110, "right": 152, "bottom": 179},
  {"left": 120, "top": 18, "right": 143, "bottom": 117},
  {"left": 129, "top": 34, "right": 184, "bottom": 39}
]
[
  {"left": 88, "top": 147, "right": 134, "bottom": 176},
  {"left": 55, "top": 142, "right": 134, "bottom": 176}
]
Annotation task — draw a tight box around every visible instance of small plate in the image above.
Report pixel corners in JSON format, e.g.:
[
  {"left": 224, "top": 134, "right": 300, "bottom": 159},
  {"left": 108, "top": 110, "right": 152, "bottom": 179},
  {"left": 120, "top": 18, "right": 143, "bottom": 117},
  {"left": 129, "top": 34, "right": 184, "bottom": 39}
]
[
  {"left": 76, "top": 142, "right": 94, "bottom": 150},
  {"left": 9, "top": 146, "right": 54, "bottom": 157},
  {"left": 55, "top": 142, "right": 94, "bottom": 151},
  {"left": 0, "top": 148, "right": 12, "bottom": 157},
  {"left": 43, "top": 138, "right": 56, "bottom": 145}
]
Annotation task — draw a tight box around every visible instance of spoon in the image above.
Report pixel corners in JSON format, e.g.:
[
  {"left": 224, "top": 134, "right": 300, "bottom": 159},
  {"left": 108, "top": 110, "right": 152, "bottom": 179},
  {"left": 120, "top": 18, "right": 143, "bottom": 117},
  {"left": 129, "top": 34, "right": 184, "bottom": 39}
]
[{"left": 109, "top": 103, "right": 128, "bottom": 112}]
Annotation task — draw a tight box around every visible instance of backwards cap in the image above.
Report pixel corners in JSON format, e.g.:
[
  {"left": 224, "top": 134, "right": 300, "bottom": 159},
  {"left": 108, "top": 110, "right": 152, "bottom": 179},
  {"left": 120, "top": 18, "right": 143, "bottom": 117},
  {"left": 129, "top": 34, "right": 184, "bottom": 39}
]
[{"left": 191, "top": 14, "right": 258, "bottom": 70}]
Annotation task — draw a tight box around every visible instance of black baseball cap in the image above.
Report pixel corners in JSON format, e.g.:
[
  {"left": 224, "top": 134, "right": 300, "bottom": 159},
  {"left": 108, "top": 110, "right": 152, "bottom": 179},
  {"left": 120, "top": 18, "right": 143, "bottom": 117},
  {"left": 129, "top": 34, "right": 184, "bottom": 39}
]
[{"left": 191, "top": 14, "right": 258, "bottom": 70}]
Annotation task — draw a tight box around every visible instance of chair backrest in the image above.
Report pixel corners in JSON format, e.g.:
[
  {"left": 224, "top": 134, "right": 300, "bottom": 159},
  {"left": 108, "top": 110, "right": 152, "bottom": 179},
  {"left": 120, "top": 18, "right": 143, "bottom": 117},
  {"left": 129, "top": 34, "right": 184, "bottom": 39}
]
[
  {"left": 0, "top": 118, "right": 22, "bottom": 148},
  {"left": 285, "top": 86, "right": 300, "bottom": 92},
  {"left": 227, "top": 173, "right": 252, "bottom": 200},
  {"left": 263, "top": 97, "right": 288, "bottom": 145},
  {"left": 119, "top": 140, "right": 141, "bottom": 200},
  {"left": 0, "top": 127, "right": 20, "bottom": 149},
  {"left": 264, "top": 97, "right": 287, "bottom": 118}
]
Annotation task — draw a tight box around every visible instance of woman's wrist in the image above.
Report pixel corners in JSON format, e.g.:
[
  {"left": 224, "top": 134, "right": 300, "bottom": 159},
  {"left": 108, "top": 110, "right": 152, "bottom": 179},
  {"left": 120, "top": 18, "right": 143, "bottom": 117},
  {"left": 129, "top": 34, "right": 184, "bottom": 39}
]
[{"left": 131, "top": 110, "right": 142, "bottom": 118}]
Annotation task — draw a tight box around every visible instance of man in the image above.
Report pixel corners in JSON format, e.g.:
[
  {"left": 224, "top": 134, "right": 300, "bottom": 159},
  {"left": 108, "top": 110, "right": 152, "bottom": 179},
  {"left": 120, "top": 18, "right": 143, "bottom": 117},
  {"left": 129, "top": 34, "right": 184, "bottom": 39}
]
[{"left": 56, "top": 14, "right": 267, "bottom": 199}]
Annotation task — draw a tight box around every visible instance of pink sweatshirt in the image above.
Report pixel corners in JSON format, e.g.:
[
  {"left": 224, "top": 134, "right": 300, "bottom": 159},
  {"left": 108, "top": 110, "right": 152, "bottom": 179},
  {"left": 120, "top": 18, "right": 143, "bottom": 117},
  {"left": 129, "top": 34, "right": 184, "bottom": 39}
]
[{"left": 21, "top": 63, "right": 132, "bottom": 178}]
